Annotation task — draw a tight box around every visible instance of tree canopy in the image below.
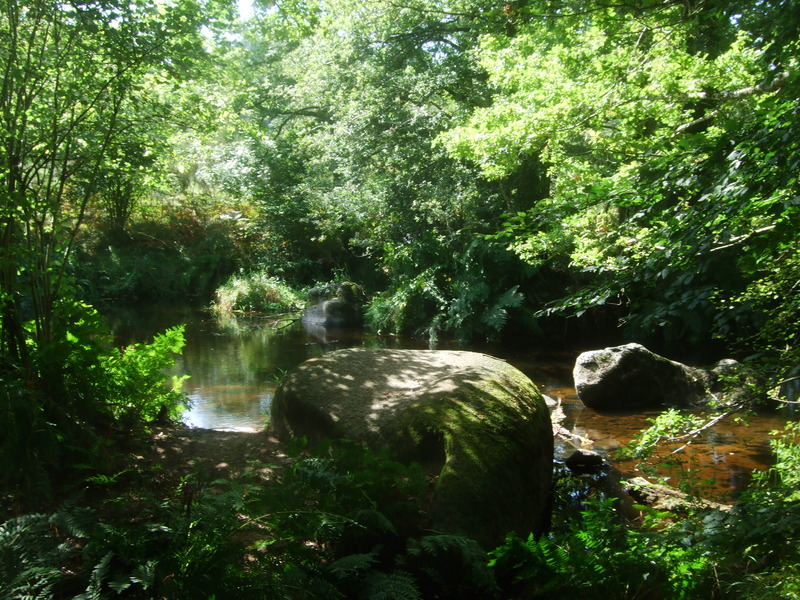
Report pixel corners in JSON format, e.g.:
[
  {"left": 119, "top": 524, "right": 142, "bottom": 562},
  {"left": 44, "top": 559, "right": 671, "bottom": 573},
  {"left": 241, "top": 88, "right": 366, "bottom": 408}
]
[
  {"left": 1, "top": 0, "right": 796, "bottom": 387},
  {"left": 440, "top": 1, "right": 799, "bottom": 366},
  {"left": 213, "top": 0, "right": 799, "bottom": 382},
  {"left": 4, "top": 0, "right": 796, "bottom": 384},
  {"left": 0, "top": 0, "right": 234, "bottom": 485}
]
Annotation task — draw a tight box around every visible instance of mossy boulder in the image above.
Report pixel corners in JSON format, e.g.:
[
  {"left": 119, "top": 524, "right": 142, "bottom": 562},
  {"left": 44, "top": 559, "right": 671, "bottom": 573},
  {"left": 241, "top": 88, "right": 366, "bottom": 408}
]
[
  {"left": 302, "top": 282, "right": 365, "bottom": 329},
  {"left": 573, "top": 343, "right": 708, "bottom": 410},
  {"left": 271, "top": 348, "right": 553, "bottom": 547}
]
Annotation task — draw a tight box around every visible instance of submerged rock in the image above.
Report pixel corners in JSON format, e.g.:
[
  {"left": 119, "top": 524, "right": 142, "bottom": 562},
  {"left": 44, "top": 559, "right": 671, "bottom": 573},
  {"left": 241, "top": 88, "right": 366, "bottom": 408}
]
[
  {"left": 565, "top": 449, "right": 606, "bottom": 474},
  {"left": 626, "top": 476, "right": 731, "bottom": 513},
  {"left": 301, "top": 282, "right": 365, "bottom": 330},
  {"left": 271, "top": 348, "right": 554, "bottom": 547}
]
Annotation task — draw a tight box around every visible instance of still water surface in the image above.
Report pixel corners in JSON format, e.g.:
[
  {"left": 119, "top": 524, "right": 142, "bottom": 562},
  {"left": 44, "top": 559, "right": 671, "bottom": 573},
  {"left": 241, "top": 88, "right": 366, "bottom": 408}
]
[{"left": 107, "top": 305, "right": 794, "bottom": 502}]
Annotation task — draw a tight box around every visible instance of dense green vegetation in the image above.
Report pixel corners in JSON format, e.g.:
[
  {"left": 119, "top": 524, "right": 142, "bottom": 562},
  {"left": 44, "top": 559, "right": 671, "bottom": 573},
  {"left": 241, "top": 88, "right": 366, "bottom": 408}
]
[
  {"left": 3, "top": 425, "right": 800, "bottom": 598},
  {"left": 0, "top": 0, "right": 232, "bottom": 492},
  {"left": 2, "top": 0, "right": 799, "bottom": 598},
  {"left": 492, "top": 423, "right": 800, "bottom": 599}
]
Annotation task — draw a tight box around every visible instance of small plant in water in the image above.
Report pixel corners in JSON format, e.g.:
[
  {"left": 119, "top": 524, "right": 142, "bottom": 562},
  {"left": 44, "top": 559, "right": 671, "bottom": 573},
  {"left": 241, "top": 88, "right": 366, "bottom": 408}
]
[
  {"left": 619, "top": 408, "right": 723, "bottom": 500},
  {"left": 213, "top": 270, "right": 304, "bottom": 315}
]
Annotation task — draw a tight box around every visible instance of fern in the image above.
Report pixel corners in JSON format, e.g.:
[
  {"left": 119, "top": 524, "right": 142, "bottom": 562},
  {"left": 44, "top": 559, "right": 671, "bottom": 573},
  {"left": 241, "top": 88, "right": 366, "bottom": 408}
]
[
  {"left": 281, "top": 561, "right": 347, "bottom": 600},
  {"left": 533, "top": 540, "right": 570, "bottom": 592},
  {"left": 0, "top": 513, "right": 72, "bottom": 598},
  {"left": 351, "top": 508, "right": 396, "bottom": 536},
  {"left": 293, "top": 457, "right": 350, "bottom": 490},
  {"left": 328, "top": 551, "right": 380, "bottom": 580},
  {"left": 481, "top": 285, "right": 524, "bottom": 333},
  {"left": 49, "top": 502, "right": 97, "bottom": 540},
  {"left": 360, "top": 570, "right": 421, "bottom": 600},
  {"left": 101, "top": 325, "right": 189, "bottom": 423},
  {"left": 75, "top": 551, "right": 114, "bottom": 600},
  {"left": 405, "top": 534, "right": 499, "bottom": 598},
  {"left": 409, "top": 533, "right": 479, "bottom": 558},
  {"left": 0, "top": 566, "right": 64, "bottom": 600},
  {"left": 83, "top": 468, "right": 132, "bottom": 487},
  {"left": 129, "top": 559, "right": 157, "bottom": 589},
  {"left": 4, "top": 505, "right": 129, "bottom": 600}
]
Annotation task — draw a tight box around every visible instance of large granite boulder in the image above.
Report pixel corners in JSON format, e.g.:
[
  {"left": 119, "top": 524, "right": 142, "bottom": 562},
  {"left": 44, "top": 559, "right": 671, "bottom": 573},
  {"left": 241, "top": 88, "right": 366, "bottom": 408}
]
[
  {"left": 573, "top": 343, "right": 708, "bottom": 410},
  {"left": 271, "top": 348, "right": 554, "bottom": 547}
]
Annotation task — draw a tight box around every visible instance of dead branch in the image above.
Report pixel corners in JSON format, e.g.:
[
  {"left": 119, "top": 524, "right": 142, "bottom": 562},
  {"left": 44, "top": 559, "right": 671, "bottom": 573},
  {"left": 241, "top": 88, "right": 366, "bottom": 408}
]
[{"left": 668, "top": 402, "right": 745, "bottom": 456}]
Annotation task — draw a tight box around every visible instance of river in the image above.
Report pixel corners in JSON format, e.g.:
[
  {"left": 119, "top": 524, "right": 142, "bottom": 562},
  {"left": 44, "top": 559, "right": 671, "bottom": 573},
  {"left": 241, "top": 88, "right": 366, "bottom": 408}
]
[{"left": 106, "top": 304, "right": 795, "bottom": 503}]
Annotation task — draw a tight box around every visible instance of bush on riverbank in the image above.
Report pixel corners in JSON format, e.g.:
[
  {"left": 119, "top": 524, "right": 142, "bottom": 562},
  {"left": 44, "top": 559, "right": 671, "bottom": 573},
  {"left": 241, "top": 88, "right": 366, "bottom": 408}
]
[
  {"left": 74, "top": 208, "right": 251, "bottom": 306},
  {"left": 0, "top": 308, "right": 188, "bottom": 495},
  {"left": 212, "top": 270, "right": 305, "bottom": 315}
]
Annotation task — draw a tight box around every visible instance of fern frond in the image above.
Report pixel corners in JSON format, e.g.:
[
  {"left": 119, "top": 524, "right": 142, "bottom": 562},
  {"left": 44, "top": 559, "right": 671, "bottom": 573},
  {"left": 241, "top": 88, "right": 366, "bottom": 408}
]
[
  {"left": 360, "top": 570, "right": 421, "bottom": 600},
  {"left": 0, "top": 565, "right": 63, "bottom": 599},
  {"left": 283, "top": 563, "right": 346, "bottom": 600},
  {"left": 351, "top": 508, "right": 396, "bottom": 535},
  {"left": 130, "top": 559, "right": 158, "bottom": 590},
  {"left": 328, "top": 551, "right": 379, "bottom": 580},
  {"left": 410, "top": 534, "right": 480, "bottom": 558},
  {"left": 481, "top": 285, "right": 523, "bottom": 332},
  {"left": 293, "top": 457, "right": 350, "bottom": 490},
  {"left": 49, "top": 504, "right": 96, "bottom": 540},
  {"left": 77, "top": 551, "right": 114, "bottom": 600},
  {"left": 0, "top": 512, "right": 74, "bottom": 596}
]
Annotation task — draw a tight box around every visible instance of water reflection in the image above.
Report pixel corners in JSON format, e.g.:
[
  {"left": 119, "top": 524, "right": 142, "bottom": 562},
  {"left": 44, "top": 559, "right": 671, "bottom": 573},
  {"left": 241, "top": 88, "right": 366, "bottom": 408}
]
[
  {"left": 106, "top": 305, "right": 794, "bottom": 501},
  {"left": 108, "top": 306, "right": 345, "bottom": 431}
]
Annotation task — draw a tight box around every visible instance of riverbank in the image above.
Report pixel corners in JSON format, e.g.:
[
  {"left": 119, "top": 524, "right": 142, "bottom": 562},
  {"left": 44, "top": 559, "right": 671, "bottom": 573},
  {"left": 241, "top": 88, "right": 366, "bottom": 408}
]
[{"left": 142, "top": 425, "right": 293, "bottom": 487}]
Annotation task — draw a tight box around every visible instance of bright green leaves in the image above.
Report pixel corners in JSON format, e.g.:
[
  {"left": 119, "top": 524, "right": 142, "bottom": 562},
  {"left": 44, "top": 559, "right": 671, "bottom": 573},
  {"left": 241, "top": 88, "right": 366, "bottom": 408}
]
[
  {"left": 754, "top": 422, "right": 800, "bottom": 501},
  {"left": 440, "top": 10, "right": 765, "bottom": 181},
  {"left": 233, "top": 0, "right": 526, "bottom": 343},
  {"left": 0, "top": 0, "right": 230, "bottom": 350},
  {"left": 434, "top": 1, "right": 800, "bottom": 358},
  {"left": 0, "top": 0, "right": 232, "bottom": 486},
  {"left": 101, "top": 325, "right": 189, "bottom": 423}
]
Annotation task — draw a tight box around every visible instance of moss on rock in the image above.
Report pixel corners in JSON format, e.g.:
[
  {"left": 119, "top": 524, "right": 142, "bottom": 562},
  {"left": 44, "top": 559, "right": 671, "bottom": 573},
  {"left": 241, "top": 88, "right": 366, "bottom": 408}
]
[{"left": 271, "top": 348, "right": 553, "bottom": 547}]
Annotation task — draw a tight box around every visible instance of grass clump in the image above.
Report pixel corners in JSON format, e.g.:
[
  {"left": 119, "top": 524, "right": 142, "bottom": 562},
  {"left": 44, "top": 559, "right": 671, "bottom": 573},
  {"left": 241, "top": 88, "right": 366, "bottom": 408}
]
[{"left": 213, "top": 270, "right": 304, "bottom": 315}]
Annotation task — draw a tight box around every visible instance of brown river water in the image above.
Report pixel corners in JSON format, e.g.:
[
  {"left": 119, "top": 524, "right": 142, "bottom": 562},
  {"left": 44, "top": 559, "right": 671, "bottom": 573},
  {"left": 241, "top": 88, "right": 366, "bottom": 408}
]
[{"left": 106, "top": 305, "right": 797, "bottom": 504}]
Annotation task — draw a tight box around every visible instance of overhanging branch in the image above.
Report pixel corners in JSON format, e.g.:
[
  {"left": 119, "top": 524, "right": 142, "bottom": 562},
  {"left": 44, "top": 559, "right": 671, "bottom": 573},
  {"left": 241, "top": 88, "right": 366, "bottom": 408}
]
[{"left": 676, "top": 71, "right": 790, "bottom": 135}]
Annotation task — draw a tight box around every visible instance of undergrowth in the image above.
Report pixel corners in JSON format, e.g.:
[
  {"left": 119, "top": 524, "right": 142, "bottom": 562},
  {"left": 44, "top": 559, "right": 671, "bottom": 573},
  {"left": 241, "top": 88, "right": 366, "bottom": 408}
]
[
  {"left": 0, "top": 439, "right": 498, "bottom": 599},
  {"left": 3, "top": 416, "right": 800, "bottom": 599},
  {"left": 491, "top": 418, "right": 800, "bottom": 599},
  {"left": 0, "top": 303, "right": 188, "bottom": 496}
]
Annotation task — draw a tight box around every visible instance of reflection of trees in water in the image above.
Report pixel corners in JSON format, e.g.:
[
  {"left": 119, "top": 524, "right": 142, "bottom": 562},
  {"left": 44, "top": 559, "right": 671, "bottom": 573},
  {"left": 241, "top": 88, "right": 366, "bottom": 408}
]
[
  {"left": 180, "top": 318, "right": 307, "bottom": 386},
  {"left": 175, "top": 313, "right": 372, "bottom": 429}
]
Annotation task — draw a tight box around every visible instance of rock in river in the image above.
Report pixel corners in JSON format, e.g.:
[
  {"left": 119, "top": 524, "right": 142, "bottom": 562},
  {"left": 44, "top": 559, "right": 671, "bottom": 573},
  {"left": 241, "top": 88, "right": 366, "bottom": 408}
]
[
  {"left": 573, "top": 343, "right": 708, "bottom": 410},
  {"left": 271, "top": 348, "right": 554, "bottom": 547},
  {"left": 301, "top": 282, "right": 364, "bottom": 330}
]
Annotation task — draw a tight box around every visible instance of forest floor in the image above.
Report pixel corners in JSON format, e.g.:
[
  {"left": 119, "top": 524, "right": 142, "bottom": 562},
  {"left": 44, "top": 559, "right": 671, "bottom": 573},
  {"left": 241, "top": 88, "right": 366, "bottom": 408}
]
[{"left": 140, "top": 425, "right": 294, "bottom": 488}]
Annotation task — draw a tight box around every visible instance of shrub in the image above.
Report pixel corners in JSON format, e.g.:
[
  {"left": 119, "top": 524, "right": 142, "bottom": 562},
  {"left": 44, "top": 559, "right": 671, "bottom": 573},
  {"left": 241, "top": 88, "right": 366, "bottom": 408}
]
[
  {"left": 74, "top": 209, "right": 246, "bottom": 305},
  {"left": 491, "top": 417, "right": 800, "bottom": 600},
  {"left": 489, "top": 494, "right": 714, "bottom": 600},
  {"left": 0, "top": 302, "right": 187, "bottom": 492},
  {"left": 365, "top": 240, "right": 528, "bottom": 343},
  {"left": 212, "top": 270, "right": 304, "bottom": 315},
  {"left": 101, "top": 325, "right": 190, "bottom": 424}
]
